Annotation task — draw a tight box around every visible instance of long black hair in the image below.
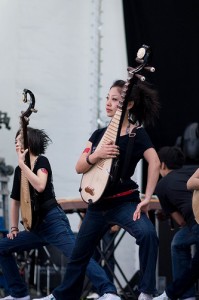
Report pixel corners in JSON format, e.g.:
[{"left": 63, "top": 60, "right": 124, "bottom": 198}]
[{"left": 111, "top": 79, "right": 160, "bottom": 126}]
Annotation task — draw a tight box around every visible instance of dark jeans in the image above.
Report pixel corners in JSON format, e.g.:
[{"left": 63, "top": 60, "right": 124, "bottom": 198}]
[
  {"left": 93, "top": 229, "right": 116, "bottom": 283},
  {"left": 166, "top": 223, "right": 199, "bottom": 300},
  {"left": 53, "top": 202, "right": 159, "bottom": 300},
  {"left": 0, "top": 206, "right": 116, "bottom": 298},
  {"left": 171, "top": 226, "right": 197, "bottom": 299}
]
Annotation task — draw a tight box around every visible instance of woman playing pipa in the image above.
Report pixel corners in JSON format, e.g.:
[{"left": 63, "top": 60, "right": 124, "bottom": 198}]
[{"left": 36, "top": 45, "right": 161, "bottom": 300}]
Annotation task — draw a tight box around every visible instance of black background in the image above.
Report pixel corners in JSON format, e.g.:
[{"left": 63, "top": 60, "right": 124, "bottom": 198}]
[
  {"left": 123, "top": 0, "right": 199, "bottom": 149},
  {"left": 122, "top": 0, "right": 199, "bottom": 287}
]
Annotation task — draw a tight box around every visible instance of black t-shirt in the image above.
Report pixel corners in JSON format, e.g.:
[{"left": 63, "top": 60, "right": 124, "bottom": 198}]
[
  {"left": 88, "top": 126, "right": 154, "bottom": 206},
  {"left": 11, "top": 155, "right": 56, "bottom": 210},
  {"left": 155, "top": 165, "right": 199, "bottom": 227}
]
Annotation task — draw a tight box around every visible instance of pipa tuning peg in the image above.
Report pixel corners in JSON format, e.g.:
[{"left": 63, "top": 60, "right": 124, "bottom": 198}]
[
  {"left": 135, "top": 57, "right": 144, "bottom": 64},
  {"left": 127, "top": 66, "right": 135, "bottom": 74},
  {"left": 144, "top": 66, "right": 155, "bottom": 72},
  {"left": 135, "top": 74, "right": 145, "bottom": 81}
]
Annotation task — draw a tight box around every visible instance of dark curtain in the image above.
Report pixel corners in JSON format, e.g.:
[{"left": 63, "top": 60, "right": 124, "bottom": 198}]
[
  {"left": 122, "top": 1, "right": 199, "bottom": 283},
  {"left": 122, "top": 0, "right": 199, "bottom": 149}
]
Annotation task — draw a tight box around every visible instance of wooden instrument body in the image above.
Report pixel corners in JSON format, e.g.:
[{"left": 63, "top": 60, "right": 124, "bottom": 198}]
[
  {"left": 80, "top": 45, "right": 154, "bottom": 204},
  {"left": 80, "top": 109, "right": 122, "bottom": 203},
  {"left": 80, "top": 158, "right": 113, "bottom": 203},
  {"left": 192, "top": 189, "right": 199, "bottom": 224},
  {"left": 20, "top": 89, "right": 37, "bottom": 231}
]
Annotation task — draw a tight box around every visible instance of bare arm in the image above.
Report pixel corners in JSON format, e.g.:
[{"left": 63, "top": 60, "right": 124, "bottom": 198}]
[
  {"left": 133, "top": 148, "right": 160, "bottom": 220},
  {"left": 7, "top": 199, "right": 20, "bottom": 239},
  {"left": 17, "top": 148, "right": 48, "bottom": 193},
  {"left": 187, "top": 168, "right": 199, "bottom": 190},
  {"left": 171, "top": 211, "right": 186, "bottom": 227},
  {"left": 75, "top": 140, "right": 119, "bottom": 174}
]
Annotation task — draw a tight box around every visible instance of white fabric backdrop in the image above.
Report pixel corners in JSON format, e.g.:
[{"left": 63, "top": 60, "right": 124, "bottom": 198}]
[{"left": 0, "top": 0, "right": 141, "bottom": 287}]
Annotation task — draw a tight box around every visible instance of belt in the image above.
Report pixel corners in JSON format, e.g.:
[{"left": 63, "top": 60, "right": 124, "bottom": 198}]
[{"left": 104, "top": 189, "right": 138, "bottom": 199}]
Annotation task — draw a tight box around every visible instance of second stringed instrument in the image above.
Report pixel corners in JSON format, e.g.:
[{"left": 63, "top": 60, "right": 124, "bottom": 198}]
[
  {"left": 19, "top": 89, "right": 37, "bottom": 230},
  {"left": 80, "top": 44, "right": 155, "bottom": 204},
  {"left": 192, "top": 190, "right": 199, "bottom": 223}
]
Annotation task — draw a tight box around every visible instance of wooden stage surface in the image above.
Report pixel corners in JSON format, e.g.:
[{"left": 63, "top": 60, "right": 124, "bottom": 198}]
[{"left": 57, "top": 195, "right": 161, "bottom": 212}]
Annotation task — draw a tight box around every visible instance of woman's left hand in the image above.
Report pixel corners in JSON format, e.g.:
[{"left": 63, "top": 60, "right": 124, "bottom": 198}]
[
  {"left": 7, "top": 229, "right": 19, "bottom": 239},
  {"left": 16, "top": 146, "right": 28, "bottom": 165},
  {"left": 133, "top": 199, "right": 149, "bottom": 221}
]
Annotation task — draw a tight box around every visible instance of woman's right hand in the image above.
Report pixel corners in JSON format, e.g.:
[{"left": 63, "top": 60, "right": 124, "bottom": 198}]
[
  {"left": 95, "top": 141, "right": 120, "bottom": 159},
  {"left": 76, "top": 140, "right": 119, "bottom": 174}
]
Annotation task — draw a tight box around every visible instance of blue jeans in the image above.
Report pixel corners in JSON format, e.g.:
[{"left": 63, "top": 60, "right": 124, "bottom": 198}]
[
  {"left": 166, "top": 223, "right": 199, "bottom": 300},
  {"left": 0, "top": 206, "right": 116, "bottom": 298},
  {"left": 171, "top": 226, "right": 197, "bottom": 299},
  {"left": 93, "top": 229, "right": 116, "bottom": 283},
  {"left": 53, "top": 202, "right": 159, "bottom": 300}
]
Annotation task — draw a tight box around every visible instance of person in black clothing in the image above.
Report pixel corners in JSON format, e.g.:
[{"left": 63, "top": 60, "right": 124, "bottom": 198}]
[
  {"left": 0, "top": 127, "right": 119, "bottom": 300},
  {"left": 153, "top": 146, "right": 199, "bottom": 300},
  {"left": 34, "top": 79, "right": 160, "bottom": 300}
]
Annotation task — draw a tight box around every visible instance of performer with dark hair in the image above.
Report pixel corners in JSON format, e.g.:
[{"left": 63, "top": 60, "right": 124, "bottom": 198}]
[
  {"left": 0, "top": 127, "right": 119, "bottom": 300},
  {"left": 34, "top": 79, "right": 160, "bottom": 300},
  {"left": 153, "top": 146, "right": 199, "bottom": 300}
]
